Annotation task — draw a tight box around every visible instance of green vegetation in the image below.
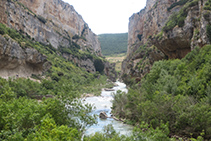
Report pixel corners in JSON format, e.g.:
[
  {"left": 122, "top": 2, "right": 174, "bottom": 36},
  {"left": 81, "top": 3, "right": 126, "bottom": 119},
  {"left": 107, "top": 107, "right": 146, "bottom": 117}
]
[
  {"left": 94, "top": 59, "right": 105, "bottom": 74},
  {"left": 37, "top": 15, "right": 47, "bottom": 24},
  {"left": 113, "top": 45, "right": 211, "bottom": 139},
  {"left": 0, "top": 81, "right": 95, "bottom": 140},
  {"left": 207, "top": 24, "right": 211, "bottom": 42},
  {"left": 98, "top": 33, "right": 128, "bottom": 56},
  {"left": 0, "top": 22, "right": 115, "bottom": 140},
  {"left": 167, "top": 0, "right": 189, "bottom": 11},
  {"left": 106, "top": 54, "right": 126, "bottom": 72},
  {"left": 204, "top": 0, "right": 211, "bottom": 10},
  {"left": 163, "top": 0, "right": 199, "bottom": 32}
]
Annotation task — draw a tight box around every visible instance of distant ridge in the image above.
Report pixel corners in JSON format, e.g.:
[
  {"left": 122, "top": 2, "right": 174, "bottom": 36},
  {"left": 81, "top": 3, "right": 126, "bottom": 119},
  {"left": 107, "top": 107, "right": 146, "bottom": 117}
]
[{"left": 98, "top": 33, "right": 128, "bottom": 56}]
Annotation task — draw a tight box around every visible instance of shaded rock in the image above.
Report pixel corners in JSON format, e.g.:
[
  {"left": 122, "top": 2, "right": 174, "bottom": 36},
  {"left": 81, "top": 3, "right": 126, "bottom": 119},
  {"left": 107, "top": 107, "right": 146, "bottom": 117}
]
[
  {"left": 99, "top": 112, "right": 108, "bottom": 119},
  {"left": 113, "top": 83, "right": 119, "bottom": 87},
  {"left": 122, "top": 0, "right": 210, "bottom": 84},
  {"left": 0, "top": 35, "right": 50, "bottom": 78},
  {"left": 104, "top": 88, "right": 115, "bottom": 91}
]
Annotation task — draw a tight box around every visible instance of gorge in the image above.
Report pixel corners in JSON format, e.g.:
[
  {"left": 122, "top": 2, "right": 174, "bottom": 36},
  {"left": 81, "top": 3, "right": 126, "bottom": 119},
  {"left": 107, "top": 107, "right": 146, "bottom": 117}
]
[
  {"left": 0, "top": 0, "right": 211, "bottom": 140},
  {"left": 122, "top": 0, "right": 210, "bottom": 84}
]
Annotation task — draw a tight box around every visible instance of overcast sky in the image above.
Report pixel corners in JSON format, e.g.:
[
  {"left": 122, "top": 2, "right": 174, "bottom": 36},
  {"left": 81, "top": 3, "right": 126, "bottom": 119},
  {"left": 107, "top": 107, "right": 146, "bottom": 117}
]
[{"left": 63, "top": 0, "right": 147, "bottom": 35}]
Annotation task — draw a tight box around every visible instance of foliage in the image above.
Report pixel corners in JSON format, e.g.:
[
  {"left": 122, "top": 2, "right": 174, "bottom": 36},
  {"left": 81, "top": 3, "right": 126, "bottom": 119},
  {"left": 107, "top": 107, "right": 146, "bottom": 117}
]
[
  {"left": 167, "top": 0, "right": 189, "bottom": 11},
  {"left": 163, "top": 0, "right": 199, "bottom": 32},
  {"left": 0, "top": 24, "right": 6, "bottom": 35},
  {"left": 132, "top": 122, "right": 170, "bottom": 141},
  {"left": 113, "top": 45, "right": 211, "bottom": 139},
  {"left": 37, "top": 15, "right": 47, "bottom": 24},
  {"left": 98, "top": 33, "right": 128, "bottom": 56},
  {"left": 207, "top": 24, "right": 211, "bottom": 42},
  {"left": 94, "top": 59, "right": 105, "bottom": 74},
  {"left": 84, "top": 123, "right": 172, "bottom": 141},
  {"left": 0, "top": 22, "right": 113, "bottom": 140},
  {"left": 27, "top": 115, "right": 81, "bottom": 141},
  {"left": 0, "top": 95, "right": 95, "bottom": 140},
  {"left": 83, "top": 124, "right": 130, "bottom": 141},
  {"left": 204, "top": 0, "right": 211, "bottom": 10}
]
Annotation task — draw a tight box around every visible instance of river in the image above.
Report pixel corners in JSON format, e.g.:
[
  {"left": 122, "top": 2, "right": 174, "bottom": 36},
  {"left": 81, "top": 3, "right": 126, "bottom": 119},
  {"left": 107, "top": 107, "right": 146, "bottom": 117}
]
[{"left": 83, "top": 81, "right": 134, "bottom": 136}]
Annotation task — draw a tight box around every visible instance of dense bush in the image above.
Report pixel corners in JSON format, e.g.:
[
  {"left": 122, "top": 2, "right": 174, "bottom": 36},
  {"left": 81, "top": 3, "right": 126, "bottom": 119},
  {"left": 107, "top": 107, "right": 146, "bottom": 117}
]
[
  {"left": 0, "top": 95, "right": 95, "bottom": 140},
  {"left": 94, "top": 59, "right": 105, "bottom": 74},
  {"left": 207, "top": 24, "right": 211, "bottom": 42},
  {"left": 113, "top": 45, "right": 211, "bottom": 139},
  {"left": 204, "top": 0, "right": 211, "bottom": 10},
  {"left": 0, "top": 24, "right": 6, "bottom": 35}
]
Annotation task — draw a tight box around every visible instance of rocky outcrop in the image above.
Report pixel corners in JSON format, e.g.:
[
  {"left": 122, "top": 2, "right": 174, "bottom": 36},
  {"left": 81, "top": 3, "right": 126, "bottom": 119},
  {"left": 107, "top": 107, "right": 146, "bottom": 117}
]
[
  {"left": 128, "top": 0, "right": 181, "bottom": 56},
  {"left": 0, "top": 0, "right": 117, "bottom": 81},
  {"left": 99, "top": 112, "right": 108, "bottom": 119},
  {"left": 104, "top": 62, "right": 117, "bottom": 82},
  {"left": 0, "top": 35, "right": 50, "bottom": 78},
  {"left": 0, "top": 0, "right": 101, "bottom": 55},
  {"left": 151, "top": 0, "right": 210, "bottom": 59},
  {"left": 122, "top": 0, "right": 210, "bottom": 83}
]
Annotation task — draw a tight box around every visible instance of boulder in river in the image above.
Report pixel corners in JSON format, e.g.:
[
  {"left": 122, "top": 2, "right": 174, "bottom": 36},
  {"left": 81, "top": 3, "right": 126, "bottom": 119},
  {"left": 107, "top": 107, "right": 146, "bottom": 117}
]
[
  {"left": 99, "top": 112, "right": 108, "bottom": 119},
  {"left": 104, "top": 88, "right": 115, "bottom": 91},
  {"left": 113, "top": 83, "right": 119, "bottom": 87}
]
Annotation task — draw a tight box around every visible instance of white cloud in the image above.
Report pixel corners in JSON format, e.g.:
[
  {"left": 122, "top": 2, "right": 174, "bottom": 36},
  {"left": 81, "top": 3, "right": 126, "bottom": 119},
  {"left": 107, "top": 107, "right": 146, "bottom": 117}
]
[{"left": 63, "top": 0, "right": 146, "bottom": 34}]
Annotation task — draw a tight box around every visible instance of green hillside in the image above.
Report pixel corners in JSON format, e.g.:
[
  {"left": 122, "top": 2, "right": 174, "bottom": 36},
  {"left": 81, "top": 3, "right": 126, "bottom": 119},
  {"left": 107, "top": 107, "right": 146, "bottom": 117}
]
[
  {"left": 0, "top": 23, "right": 113, "bottom": 140},
  {"left": 98, "top": 33, "right": 128, "bottom": 56}
]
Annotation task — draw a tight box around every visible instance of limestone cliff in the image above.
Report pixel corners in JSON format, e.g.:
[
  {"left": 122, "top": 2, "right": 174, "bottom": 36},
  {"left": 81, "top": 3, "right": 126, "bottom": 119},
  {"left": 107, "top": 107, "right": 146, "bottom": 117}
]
[
  {"left": 0, "top": 34, "right": 50, "bottom": 78},
  {"left": 0, "top": 0, "right": 117, "bottom": 80},
  {"left": 122, "top": 0, "right": 211, "bottom": 83},
  {"left": 0, "top": 0, "right": 101, "bottom": 55}
]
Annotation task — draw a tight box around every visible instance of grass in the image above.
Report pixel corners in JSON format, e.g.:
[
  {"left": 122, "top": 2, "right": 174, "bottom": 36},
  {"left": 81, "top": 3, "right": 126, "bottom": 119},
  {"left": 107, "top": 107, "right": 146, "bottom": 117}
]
[{"left": 106, "top": 53, "right": 126, "bottom": 72}]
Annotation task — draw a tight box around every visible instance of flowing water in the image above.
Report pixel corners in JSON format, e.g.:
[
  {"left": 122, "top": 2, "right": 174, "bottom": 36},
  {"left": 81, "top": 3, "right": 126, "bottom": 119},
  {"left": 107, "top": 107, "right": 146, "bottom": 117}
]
[{"left": 83, "top": 81, "right": 134, "bottom": 136}]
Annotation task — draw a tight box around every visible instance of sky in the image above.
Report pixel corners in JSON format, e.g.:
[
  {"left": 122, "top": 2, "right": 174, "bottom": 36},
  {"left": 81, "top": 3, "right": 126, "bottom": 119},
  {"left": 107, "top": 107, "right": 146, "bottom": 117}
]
[{"left": 63, "top": 0, "right": 147, "bottom": 35}]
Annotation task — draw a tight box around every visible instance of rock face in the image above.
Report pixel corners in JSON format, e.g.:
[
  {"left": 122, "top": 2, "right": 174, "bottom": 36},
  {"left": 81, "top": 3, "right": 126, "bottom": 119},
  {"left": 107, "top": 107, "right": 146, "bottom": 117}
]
[
  {"left": 122, "top": 0, "right": 211, "bottom": 83},
  {"left": 0, "top": 0, "right": 117, "bottom": 80},
  {"left": 0, "top": 35, "right": 50, "bottom": 78},
  {"left": 0, "top": 0, "right": 101, "bottom": 55}
]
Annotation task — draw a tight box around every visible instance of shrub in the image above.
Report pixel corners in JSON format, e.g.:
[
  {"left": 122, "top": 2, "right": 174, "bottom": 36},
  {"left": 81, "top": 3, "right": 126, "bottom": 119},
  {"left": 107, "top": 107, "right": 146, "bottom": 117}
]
[
  {"left": 94, "top": 59, "right": 105, "bottom": 74},
  {"left": 114, "top": 45, "right": 211, "bottom": 139},
  {"left": 0, "top": 23, "right": 6, "bottom": 35},
  {"left": 37, "top": 15, "right": 47, "bottom": 24},
  {"left": 163, "top": 0, "right": 199, "bottom": 32},
  {"left": 72, "top": 34, "right": 80, "bottom": 39},
  {"left": 204, "top": 0, "right": 211, "bottom": 10},
  {"left": 167, "top": 0, "right": 189, "bottom": 11},
  {"left": 207, "top": 24, "right": 211, "bottom": 42}
]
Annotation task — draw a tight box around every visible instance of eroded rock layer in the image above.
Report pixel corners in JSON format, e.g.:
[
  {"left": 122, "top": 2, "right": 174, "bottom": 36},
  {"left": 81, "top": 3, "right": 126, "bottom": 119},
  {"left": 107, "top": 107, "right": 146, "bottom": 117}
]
[
  {"left": 0, "top": 35, "right": 50, "bottom": 78},
  {"left": 122, "top": 0, "right": 210, "bottom": 83},
  {"left": 0, "top": 0, "right": 117, "bottom": 80}
]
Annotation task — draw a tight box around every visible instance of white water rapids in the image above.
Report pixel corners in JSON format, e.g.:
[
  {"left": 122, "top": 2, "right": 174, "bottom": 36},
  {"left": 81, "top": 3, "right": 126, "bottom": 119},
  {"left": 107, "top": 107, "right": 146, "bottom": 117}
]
[{"left": 83, "top": 81, "right": 133, "bottom": 136}]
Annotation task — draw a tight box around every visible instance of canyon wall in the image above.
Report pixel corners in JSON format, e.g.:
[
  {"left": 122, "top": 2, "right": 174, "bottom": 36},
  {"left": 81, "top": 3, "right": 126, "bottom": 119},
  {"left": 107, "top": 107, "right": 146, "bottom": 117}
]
[
  {"left": 0, "top": 0, "right": 101, "bottom": 55},
  {"left": 0, "top": 0, "right": 117, "bottom": 80},
  {"left": 123, "top": 0, "right": 210, "bottom": 83}
]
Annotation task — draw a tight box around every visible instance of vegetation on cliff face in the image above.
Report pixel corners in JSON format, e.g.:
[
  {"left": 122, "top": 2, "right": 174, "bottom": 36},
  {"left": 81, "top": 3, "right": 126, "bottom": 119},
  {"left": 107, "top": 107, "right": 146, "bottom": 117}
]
[
  {"left": 163, "top": 0, "right": 199, "bottom": 32},
  {"left": 0, "top": 22, "right": 113, "bottom": 140},
  {"left": 98, "top": 33, "right": 128, "bottom": 56},
  {"left": 167, "top": 0, "right": 189, "bottom": 11},
  {"left": 113, "top": 45, "right": 211, "bottom": 139}
]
